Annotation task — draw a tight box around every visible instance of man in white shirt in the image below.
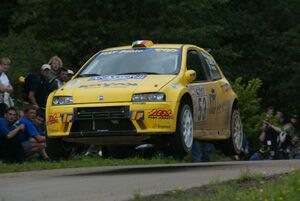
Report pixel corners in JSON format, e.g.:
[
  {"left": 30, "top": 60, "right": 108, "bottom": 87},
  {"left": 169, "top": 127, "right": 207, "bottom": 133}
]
[{"left": 0, "top": 57, "right": 14, "bottom": 117}]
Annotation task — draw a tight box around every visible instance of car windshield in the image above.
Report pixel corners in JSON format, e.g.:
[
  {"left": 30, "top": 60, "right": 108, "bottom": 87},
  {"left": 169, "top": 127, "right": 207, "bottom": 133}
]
[{"left": 79, "top": 48, "right": 181, "bottom": 76}]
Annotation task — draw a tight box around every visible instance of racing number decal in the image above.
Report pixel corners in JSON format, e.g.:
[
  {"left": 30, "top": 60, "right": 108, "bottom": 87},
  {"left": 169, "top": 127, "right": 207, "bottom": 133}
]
[
  {"left": 188, "top": 85, "right": 208, "bottom": 122},
  {"left": 197, "top": 96, "right": 208, "bottom": 121}
]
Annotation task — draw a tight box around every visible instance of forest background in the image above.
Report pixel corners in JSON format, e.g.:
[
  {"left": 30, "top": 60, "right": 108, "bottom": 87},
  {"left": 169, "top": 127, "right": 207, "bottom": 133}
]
[{"left": 0, "top": 0, "right": 299, "bottom": 145}]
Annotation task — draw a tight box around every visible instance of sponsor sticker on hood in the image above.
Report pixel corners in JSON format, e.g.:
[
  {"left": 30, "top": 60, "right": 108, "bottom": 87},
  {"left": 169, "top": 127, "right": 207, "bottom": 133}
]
[{"left": 89, "top": 75, "right": 147, "bottom": 82}]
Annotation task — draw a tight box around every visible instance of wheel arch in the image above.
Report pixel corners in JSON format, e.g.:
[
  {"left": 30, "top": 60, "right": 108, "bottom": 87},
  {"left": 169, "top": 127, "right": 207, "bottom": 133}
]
[
  {"left": 225, "top": 98, "right": 239, "bottom": 138},
  {"left": 174, "top": 92, "right": 194, "bottom": 131}
]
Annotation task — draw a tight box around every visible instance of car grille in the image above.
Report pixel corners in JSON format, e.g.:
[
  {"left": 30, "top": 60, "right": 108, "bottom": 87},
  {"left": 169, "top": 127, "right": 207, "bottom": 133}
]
[
  {"left": 74, "top": 106, "right": 129, "bottom": 120},
  {"left": 71, "top": 106, "right": 135, "bottom": 133}
]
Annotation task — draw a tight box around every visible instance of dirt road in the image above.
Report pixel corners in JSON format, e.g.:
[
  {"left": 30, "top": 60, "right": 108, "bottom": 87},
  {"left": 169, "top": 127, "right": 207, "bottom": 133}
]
[{"left": 1, "top": 160, "right": 299, "bottom": 201}]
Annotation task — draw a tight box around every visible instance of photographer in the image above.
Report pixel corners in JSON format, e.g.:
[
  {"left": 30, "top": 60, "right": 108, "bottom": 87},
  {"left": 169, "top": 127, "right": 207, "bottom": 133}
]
[{"left": 258, "top": 120, "right": 281, "bottom": 158}]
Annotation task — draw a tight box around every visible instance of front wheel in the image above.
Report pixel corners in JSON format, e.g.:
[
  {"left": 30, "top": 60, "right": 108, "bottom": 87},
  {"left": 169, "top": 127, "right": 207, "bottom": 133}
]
[
  {"left": 46, "top": 138, "right": 73, "bottom": 159},
  {"left": 170, "top": 104, "right": 194, "bottom": 159}
]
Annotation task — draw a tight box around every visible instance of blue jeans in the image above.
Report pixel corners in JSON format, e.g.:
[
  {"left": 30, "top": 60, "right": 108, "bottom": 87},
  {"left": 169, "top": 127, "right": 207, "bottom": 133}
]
[{"left": 192, "top": 141, "right": 214, "bottom": 162}]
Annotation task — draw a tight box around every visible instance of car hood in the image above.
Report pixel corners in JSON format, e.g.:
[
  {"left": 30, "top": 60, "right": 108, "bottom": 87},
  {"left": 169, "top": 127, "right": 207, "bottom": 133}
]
[{"left": 55, "top": 74, "right": 176, "bottom": 103}]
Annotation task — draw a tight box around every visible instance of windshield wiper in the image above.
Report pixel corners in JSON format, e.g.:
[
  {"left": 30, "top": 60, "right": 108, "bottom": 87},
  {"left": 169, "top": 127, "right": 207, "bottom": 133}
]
[
  {"left": 78, "top": 73, "right": 100, "bottom": 77},
  {"left": 116, "top": 72, "right": 160, "bottom": 75}
]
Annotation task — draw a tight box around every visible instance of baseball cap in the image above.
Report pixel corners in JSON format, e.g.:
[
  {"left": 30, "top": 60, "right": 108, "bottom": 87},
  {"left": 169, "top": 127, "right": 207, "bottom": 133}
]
[
  {"left": 67, "top": 69, "right": 74, "bottom": 75},
  {"left": 292, "top": 114, "right": 298, "bottom": 119},
  {"left": 41, "top": 64, "right": 51, "bottom": 70}
]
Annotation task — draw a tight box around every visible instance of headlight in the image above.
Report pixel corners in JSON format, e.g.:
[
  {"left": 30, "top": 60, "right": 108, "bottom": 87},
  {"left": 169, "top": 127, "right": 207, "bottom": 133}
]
[
  {"left": 52, "top": 96, "right": 73, "bottom": 105},
  {"left": 132, "top": 93, "right": 165, "bottom": 102}
]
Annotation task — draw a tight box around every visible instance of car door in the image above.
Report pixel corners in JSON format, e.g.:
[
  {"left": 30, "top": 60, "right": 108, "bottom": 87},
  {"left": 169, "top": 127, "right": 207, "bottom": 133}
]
[
  {"left": 186, "top": 49, "right": 218, "bottom": 139},
  {"left": 200, "top": 51, "right": 230, "bottom": 134}
]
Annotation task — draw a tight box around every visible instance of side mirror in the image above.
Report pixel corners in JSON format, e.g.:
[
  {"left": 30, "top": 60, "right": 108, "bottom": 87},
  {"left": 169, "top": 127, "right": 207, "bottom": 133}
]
[{"left": 185, "top": 70, "right": 196, "bottom": 83}]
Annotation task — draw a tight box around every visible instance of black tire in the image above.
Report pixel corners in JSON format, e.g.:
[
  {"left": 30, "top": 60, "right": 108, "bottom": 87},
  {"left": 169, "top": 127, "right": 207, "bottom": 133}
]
[
  {"left": 101, "top": 145, "right": 135, "bottom": 159},
  {"left": 46, "top": 138, "right": 73, "bottom": 159},
  {"left": 222, "top": 109, "right": 243, "bottom": 155},
  {"left": 170, "top": 103, "right": 194, "bottom": 159}
]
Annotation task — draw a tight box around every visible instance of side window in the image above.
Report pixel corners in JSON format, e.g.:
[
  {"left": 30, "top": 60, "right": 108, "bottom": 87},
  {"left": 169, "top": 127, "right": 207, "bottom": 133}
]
[
  {"left": 201, "top": 53, "right": 222, "bottom": 81},
  {"left": 186, "top": 50, "right": 208, "bottom": 82}
]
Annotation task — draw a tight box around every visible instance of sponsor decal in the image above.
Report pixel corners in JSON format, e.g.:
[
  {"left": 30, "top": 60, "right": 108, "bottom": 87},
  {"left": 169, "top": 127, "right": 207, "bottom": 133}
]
[
  {"left": 189, "top": 85, "right": 206, "bottom": 97},
  {"left": 154, "top": 124, "right": 171, "bottom": 129},
  {"left": 79, "top": 82, "right": 138, "bottom": 88},
  {"left": 148, "top": 109, "right": 174, "bottom": 119},
  {"left": 155, "top": 48, "right": 178, "bottom": 52},
  {"left": 221, "top": 83, "right": 231, "bottom": 92},
  {"left": 47, "top": 113, "right": 59, "bottom": 125},
  {"left": 88, "top": 75, "right": 147, "bottom": 82},
  {"left": 65, "top": 80, "right": 80, "bottom": 88},
  {"left": 216, "top": 100, "right": 230, "bottom": 114},
  {"left": 171, "top": 84, "right": 178, "bottom": 89},
  {"left": 61, "top": 113, "right": 74, "bottom": 123},
  {"left": 130, "top": 110, "right": 144, "bottom": 120},
  {"left": 209, "top": 93, "right": 217, "bottom": 114},
  {"left": 100, "top": 49, "right": 144, "bottom": 56},
  {"left": 100, "top": 48, "right": 179, "bottom": 56}
]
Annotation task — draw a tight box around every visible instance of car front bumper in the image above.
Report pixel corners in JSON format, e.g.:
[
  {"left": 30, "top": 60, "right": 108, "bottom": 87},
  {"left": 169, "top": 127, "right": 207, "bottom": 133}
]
[{"left": 46, "top": 101, "right": 178, "bottom": 140}]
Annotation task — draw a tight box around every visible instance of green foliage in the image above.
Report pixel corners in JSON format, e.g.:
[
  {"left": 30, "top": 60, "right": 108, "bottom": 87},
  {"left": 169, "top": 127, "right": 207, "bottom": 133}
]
[
  {"left": 0, "top": 0, "right": 299, "bottom": 113},
  {"left": 232, "top": 77, "right": 263, "bottom": 148}
]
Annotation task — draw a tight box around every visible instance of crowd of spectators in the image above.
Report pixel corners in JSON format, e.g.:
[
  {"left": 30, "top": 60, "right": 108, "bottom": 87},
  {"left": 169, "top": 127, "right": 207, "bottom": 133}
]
[
  {"left": 0, "top": 56, "right": 74, "bottom": 163},
  {"left": 249, "top": 107, "right": 300, "bottom": 160},
  {"left": 191, "top": 107, "right": 300, "bottom": 162}
]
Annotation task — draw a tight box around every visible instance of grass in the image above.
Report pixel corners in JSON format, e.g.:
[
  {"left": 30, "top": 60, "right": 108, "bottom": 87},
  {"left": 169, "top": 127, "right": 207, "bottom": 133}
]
[
  {"left": 0, "top": 148, "right": 231, "bottom": 174},
  {"left": 0, "top": 155, "right": 177, "bottom": 174},
  {"left": 131, "top": 170, "right": 300, "bottom": 201},
  {"left": 193, "top": 170, "right": 300, "bottom": 201}
]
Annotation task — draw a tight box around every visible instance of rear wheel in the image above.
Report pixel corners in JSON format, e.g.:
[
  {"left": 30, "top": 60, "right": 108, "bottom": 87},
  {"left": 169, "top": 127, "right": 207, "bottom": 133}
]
[
  {"left": 170, "top": 103, "right": 194, "bottom": 159},
  {"left": 222, "top": 109, "right": 243, "bottom": 155}
]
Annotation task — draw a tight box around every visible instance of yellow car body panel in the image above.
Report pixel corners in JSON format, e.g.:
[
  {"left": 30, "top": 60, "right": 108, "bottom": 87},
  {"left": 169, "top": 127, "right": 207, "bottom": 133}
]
[{"left": 46, "top": 42, "right": 238, "bottom": 145}]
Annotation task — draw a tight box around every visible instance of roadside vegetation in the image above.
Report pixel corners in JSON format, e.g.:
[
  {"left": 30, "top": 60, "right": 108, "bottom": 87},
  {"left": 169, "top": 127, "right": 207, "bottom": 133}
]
[
  {"left": 0, "top": 155, "right": 178, "bottom": 174},
  {"left": 131, "top": 170, "right": 300, "bottom": 201},
  {"left": 0, "top": 149, "right": 232, "bottom": 174}
]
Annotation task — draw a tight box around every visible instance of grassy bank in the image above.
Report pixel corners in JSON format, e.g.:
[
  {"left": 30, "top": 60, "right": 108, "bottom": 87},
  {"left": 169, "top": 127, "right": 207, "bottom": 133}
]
[
  {"left": 0, "top": 155, "right": 177, "bottom": 174},
  {"left": 132, "top": 170, "right": 300, "bottom": 201}
]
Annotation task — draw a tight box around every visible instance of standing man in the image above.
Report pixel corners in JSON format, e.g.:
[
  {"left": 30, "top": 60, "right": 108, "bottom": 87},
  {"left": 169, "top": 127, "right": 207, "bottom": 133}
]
[
  {"left": 0, "top": 57, "right": 14, "bottom": 117},
  {"left": 28, "top": 64, "right": 51, "bottom": 111},
  {"left": 66, "top": 69, "right": 74, "bottom": 82},
  {"left": 49, "top": 67, "right": 68, "bottom": 92},
  {"left": 0, "top": 107, "right": 25, "bottom": 163}
]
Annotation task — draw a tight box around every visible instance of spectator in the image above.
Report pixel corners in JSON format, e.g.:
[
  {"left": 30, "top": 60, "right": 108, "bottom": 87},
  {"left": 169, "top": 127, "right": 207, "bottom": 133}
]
[
  {"left": 258, "top": 107, "right": 283, "bottom": 158},
  {"left": 28, "top": 64, "right": 51, "bottom": 111},
  {"left": 66, "top": 69, "right": 74, "bottom": 81},
  {"left": 49, "top": 67, "right": 68, "bottom": 92},
  {"left": 48, "top": 56, "right": 63, "bottom": 81},
  {"left": 16, "top": 105, "right": 49, "bottom": 160},
  {"left": 192, "top": 140, "right": 214, "bottom": 162},
  {"left": 287, "top": 114, "right": 300, "bottom": 159},
  {"left": 290, "top": 134, "right": 300, "bottom": 159},
  {"left": 275, "top": 110, "right": 285, "bottom": 125},
  {"left": 277, "top": 123, "right": 293, "bottom": 159},
  {"left": 0, "top": 107, "right": 25, "bottom": 163},
  {"left": 249, "top": 145, "right": 273, "bottom": 160},
  {"left": 0, "top": 57, "right": 14, "bottom": 117},
  {"left": 290, "top": 114, "right": 300, "bottom": 136},
  {"left": 33, "top": 111, "right": 45, "bottom": 136}
]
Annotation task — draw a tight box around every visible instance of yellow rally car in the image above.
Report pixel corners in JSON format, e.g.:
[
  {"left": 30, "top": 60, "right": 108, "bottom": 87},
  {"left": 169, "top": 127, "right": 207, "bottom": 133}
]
[{"left": 46, "top": 40, "right": 243, "bottom": 158}]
